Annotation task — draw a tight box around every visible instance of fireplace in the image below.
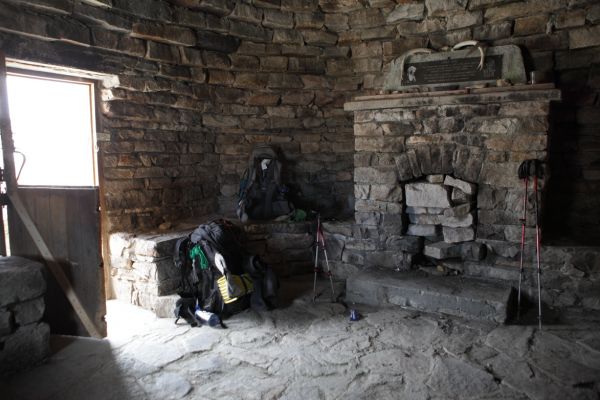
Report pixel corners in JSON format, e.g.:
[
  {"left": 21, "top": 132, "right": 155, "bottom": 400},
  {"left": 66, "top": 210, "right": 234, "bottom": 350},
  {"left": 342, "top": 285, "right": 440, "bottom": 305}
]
[
  {"left": 403, "top": 174, "right": 478, "bottom": 260},
  {"left": 345, "top": 86, "right": 561, "bottom": 270}
]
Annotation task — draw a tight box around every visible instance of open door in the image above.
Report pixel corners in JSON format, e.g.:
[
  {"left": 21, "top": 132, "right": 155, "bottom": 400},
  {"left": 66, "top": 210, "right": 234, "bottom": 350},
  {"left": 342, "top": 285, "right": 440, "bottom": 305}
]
[
  {"left": 8, "top": 187, "right": 104, "bottom": 337},
  {"left": 0, "top": 60, "right": 106, "bottom": 337}
]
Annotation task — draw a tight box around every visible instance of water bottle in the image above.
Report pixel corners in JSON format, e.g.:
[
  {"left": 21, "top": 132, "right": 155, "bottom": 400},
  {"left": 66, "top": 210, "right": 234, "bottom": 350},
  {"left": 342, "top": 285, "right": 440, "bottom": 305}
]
[{"left": 195, "top": 308, "right": 220, "bottom": 327}]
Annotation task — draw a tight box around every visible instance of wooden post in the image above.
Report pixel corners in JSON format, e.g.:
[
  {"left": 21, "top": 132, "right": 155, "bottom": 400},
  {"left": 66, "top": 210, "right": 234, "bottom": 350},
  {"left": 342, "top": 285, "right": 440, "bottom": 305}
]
[
  {"left": 0, "top": 51, "right": 101, "bottom": 338},
  {"left": 0, "top": 54, "right": 17, "bottom": 192}
]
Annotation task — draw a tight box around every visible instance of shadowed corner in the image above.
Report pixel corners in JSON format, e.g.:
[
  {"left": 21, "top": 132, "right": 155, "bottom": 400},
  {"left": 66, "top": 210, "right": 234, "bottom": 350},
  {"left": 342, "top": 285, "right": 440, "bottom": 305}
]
[{"left": 0, "top": 334, "right": 139, "bottom": 400}]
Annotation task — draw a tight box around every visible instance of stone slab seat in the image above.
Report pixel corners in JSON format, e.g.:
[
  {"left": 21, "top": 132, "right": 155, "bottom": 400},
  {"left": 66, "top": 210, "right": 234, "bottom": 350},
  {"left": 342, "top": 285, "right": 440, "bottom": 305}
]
[
  {"left": 346, "top": 267, "right": 515, "bottom": 323},
  {"left": 109, "top": 216, "right": 314, "bottom": 317}
]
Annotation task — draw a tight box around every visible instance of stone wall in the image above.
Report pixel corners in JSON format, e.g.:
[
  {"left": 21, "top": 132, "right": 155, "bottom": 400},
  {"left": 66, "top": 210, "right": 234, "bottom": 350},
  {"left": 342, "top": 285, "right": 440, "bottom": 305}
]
[
  {"left": 109, "top": 229, "right": 184, "bottom": 313},
  {"left": 0, "top": 0, "right": 598, "bottom": 242},
  {"left": 0, "top": 257, "right": 50, "bottom": 376},
  {"left": 0, "top": 0, "right": 354, "bottom": 233},
  {"left": 317, "top": 0, "right": 600, "bottom": 244}
]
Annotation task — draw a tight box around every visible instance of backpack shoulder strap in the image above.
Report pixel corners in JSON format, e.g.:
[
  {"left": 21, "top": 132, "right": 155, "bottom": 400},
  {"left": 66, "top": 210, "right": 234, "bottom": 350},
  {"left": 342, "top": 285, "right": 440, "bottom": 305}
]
[
  {"left": 239, "top": 168, "right": 250, "bottom": 199},
  {"left": 173, "top": 236, "right": 188, "bottom": 269},
  {"left": 272, "top": 159, "right": 283, "bottom": 186},
  {"left": 174, "top": 237, "right": 190, "bottom": 289}
]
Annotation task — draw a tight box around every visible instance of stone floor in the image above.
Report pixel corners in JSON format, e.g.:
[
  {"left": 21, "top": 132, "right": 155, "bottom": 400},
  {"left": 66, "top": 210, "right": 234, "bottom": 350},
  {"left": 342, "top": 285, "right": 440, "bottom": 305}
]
[{"left": 1, "top": 275, "right": 599, "bottom": 400}]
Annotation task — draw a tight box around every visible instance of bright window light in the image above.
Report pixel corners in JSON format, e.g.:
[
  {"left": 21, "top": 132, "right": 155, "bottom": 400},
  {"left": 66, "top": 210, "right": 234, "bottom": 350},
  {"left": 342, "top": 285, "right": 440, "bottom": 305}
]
[{"left": 6, "top": 73, "right": 97, "bottom": 186}]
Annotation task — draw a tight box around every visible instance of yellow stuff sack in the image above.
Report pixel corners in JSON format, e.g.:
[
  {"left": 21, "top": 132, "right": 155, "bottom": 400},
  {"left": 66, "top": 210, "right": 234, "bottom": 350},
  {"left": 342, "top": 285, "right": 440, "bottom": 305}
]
[{"left": 217, "top": 274, "right": 253, "bottom": 304}]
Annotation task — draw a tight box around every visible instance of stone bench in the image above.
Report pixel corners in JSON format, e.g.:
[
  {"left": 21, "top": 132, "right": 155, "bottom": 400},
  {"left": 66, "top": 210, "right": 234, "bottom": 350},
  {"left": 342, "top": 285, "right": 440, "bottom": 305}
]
[
  {"left": 0, "top": 256, "right": 50, "bottom": 377},
  {"left": 108, "top": 217, "right": 314, "bottom": 317},
  {"left": 320, "top": 221, "right": 600, "bottom": 312}
]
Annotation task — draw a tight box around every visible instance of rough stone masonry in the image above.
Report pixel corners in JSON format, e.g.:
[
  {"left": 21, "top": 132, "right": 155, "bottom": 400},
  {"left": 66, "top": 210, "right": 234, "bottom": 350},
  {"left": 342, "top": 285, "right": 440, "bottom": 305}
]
[
  {"left": 0, "top": 0, "right": 599, "bottom": 316},
  {"left": 332, "top": 86, "right": 600, "bottom": 311},
  {"left": 0, "top": 0, "right": 598, "bottom": 244},
  {"left": 0, "top": 257, "right": 49, "bottom": 377},
  {"left": 345, "top": 88, "right": 558, "bottom": 268},
  {"left": 108, "top": 219, "right": 314, "bottom": 315},
  {"left": 405, "top": 175, "right": 477, "bottom": 243}
]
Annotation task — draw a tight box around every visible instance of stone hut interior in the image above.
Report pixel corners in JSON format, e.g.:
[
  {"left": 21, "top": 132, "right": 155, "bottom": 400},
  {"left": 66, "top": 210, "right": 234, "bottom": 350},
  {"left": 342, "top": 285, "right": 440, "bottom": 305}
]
[{"left": 0, "top": 0, "right": 599, "bottom": 399}]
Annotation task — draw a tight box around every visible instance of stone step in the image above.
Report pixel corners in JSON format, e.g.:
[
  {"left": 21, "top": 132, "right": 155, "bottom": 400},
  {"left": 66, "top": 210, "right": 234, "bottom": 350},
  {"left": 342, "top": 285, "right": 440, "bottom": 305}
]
[
  {"left": 346, "top": 267, "right": 515, "bottom": 323},
  {"left": 460, "top": 261, "right": 525, "bottom": 283},
  {"left": 455, "top": 262, "right": 542, "bottom": 292}
]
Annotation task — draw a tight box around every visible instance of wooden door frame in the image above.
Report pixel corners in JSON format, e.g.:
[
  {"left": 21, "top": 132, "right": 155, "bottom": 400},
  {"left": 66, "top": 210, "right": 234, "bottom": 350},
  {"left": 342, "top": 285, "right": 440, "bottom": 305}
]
[
  {"left": 5, "top": 55, "right": 114, "bottom": 301},
  {"left": 0, "top": 53, "right": 115, "bottom": 338}
]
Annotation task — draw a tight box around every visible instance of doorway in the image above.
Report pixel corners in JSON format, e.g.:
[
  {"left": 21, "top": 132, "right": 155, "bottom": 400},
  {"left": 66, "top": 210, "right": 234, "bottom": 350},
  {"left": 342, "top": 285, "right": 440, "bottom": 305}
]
[
  {"left": 6, "top": 71, "right": 98, "bottom": 187},
  {"left": 3, "top": 67, "right": 106, "bottom": 337}
]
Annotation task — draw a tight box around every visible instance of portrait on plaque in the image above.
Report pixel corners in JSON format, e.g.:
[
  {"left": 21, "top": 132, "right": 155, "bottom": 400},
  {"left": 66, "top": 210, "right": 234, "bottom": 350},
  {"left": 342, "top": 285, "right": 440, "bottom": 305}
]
[{"left": 407, "top": 66, "right": 417, "bottom": 83}]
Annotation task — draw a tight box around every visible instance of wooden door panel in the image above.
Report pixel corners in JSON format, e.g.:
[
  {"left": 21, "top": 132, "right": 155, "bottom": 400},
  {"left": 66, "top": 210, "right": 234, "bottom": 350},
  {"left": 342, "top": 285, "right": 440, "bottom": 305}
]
[{"left": 8, "top": 187, "right": 105, "bottom": 337}]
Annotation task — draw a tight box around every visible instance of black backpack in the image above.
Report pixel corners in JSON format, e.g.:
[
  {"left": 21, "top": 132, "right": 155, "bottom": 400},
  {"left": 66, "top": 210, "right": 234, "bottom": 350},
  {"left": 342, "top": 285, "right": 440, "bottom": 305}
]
[
  {"left": 236, "top": 145, "right": 293, "bottom": 222},
  {"left": 173, "top": 220, "right": 278, "bottom": 327}
]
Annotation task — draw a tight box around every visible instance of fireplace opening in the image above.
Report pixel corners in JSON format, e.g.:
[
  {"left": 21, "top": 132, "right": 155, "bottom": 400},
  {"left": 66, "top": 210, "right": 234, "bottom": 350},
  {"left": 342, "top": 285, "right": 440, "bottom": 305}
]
[{"left": 404, "top": 174, "right": 484, "bottom": 262}]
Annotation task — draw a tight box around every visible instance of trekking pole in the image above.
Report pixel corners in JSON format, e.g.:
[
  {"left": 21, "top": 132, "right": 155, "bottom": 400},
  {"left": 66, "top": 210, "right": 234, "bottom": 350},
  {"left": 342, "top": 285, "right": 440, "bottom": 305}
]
[
  {"left": 312, "top": 213, "right": 335, "bottom": 302},
  {"left": 533, "top": 168, "right": 543, "bottom": 331},
  {"left": 319, "top": 217, "right": 336, "bottom": 302},
  {"left": 517, "top": 175, "right": 528, "bottom": 320},
  {"left": 518, "top": 159, "right": 544, "bottom": 329},
  {"left": 312, "top": 213, "right": 320, "bottom": 301}
]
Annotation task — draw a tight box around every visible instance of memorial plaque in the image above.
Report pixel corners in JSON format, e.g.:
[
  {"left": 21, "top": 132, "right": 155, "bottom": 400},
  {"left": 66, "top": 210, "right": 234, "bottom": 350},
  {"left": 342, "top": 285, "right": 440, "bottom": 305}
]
[
  {"left": 384, "top": 45, "right": 526, "bottom": 92},
  {"left": 403, "top": 55, "right": 503, "bottom": 86}
]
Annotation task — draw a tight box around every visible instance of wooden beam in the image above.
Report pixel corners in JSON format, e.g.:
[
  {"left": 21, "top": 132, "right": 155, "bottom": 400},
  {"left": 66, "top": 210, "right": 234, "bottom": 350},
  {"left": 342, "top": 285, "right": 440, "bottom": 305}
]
[
  {"left": 353, "top": 89, "right": 469, "bottom": 101},
  {"left": 0, "top": 54, "right": 17, "bottom": 191},
  {"left": 0, "top": 51, "right": 101, "bottom": 338},
  {"left": 468, "top": 82, "right": 555, "bottom": 94},
  {"left": 354, "top": 83, "right": 557, "bottom": 101}
]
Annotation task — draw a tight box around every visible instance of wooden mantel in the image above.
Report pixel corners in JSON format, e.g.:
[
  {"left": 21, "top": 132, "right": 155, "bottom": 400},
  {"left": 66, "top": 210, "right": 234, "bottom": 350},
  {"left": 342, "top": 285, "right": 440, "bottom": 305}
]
[{"left": 344, "top": 83, "right": 561, "bottom": 112}]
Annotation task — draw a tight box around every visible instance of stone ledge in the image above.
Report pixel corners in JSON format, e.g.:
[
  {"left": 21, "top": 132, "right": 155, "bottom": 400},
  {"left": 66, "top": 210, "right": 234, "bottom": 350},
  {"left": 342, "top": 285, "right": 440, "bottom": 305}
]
[
  {"left": 109, "top": 216, "right": 315, "bottom": 315},
  {"left": 346, "top": 267, "right": 514, "bottom": 323},
  {"left": 344, "top": 85, "right": 561, "bottom": 112}
]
